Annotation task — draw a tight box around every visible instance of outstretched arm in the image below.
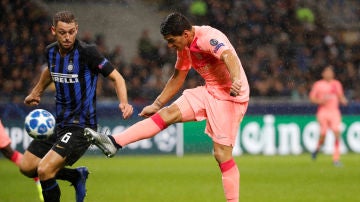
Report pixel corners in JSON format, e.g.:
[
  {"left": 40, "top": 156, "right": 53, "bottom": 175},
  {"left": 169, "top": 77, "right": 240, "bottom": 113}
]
[
  {"left": 139, "top": 69, "right": 188, "bottom": 117},
  {"left": 107, "top": 69, "right": 133, "bottom": 119},
  {"left": 24, "top": 68, "right": 52, "bottom": 106},
  {"left": 338, "top": 83, "right": 348, "bottom": 106}
]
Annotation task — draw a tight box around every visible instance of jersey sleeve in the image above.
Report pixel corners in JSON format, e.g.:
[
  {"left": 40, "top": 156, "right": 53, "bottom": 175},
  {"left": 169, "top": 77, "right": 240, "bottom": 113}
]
[
  {"left": 86, "top": 45, "right": 114, "bottom": 77},
  {"left": 309, "top": 82, "right": 319, "bottom": 99},
  {"left": 45, "top": 42, "right": 57, "bottom": 70},
  {"left": 336, "top": 80, "right": 344, "bottom": 96},
  {"left": 197, "top": 28, "right": 232, "bottom": 59}
]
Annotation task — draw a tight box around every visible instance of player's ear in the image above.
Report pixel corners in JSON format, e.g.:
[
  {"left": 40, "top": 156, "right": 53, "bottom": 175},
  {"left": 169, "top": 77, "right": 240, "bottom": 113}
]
[
  {"left": 183, "top": 30, "right": 190, "bottom": 39},
  {"left": 51, "top": 26, "right": 56, "bottom": 36}
]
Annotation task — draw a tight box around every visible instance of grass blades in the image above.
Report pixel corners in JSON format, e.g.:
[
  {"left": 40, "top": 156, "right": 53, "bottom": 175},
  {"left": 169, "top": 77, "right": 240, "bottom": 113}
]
[{"left": 0, "top": 153, "right": 359, "bottom": 202}]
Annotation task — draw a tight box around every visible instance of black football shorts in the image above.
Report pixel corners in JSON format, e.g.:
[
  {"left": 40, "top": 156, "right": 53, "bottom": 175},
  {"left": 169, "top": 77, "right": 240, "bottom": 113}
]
[{"left": 27, "top": 125, "right": 92, "bottom": 166}]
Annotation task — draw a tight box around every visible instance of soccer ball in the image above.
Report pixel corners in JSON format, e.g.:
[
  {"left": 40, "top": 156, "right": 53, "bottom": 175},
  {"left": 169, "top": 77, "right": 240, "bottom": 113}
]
[{"left": 24, "top": 109, "right": 55, "bottom": 140}]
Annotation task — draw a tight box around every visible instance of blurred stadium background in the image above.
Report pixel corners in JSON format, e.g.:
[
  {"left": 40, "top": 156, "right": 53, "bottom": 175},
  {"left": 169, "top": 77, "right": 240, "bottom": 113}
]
[
  {"left": 1, "top": 0, "right": 360, "bottom": 155},
  {"left": 2, "top": 0, "right": 360, "bottom": 103}
]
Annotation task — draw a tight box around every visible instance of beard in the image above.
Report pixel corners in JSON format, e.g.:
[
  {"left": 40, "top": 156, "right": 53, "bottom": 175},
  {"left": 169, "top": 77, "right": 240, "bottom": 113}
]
[{"left": 59, "top": 40, "right": 74, "bottom": 54}]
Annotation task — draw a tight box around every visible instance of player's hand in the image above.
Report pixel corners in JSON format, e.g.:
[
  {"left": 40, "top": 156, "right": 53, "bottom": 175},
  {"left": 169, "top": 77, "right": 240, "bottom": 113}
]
[
  {"left": 318, "top": 99, "right": 326, "bottom": 105},
  {"left": 24, "top": 94, "right": 40, "bottom": 106},
  {"left": 119, "top": 103, "right": 133, "bottom": 119},
  {"left": 341, "top": 97, "right": 348, "bottom": 106},
  {"left": 230, "top": 79, "right": 242, "bottom": 97},
  {"left": 318, "top": 94, "right": 332, "bottom": 105},
  {"left": 139, "top": 104, "right": 160, "bottom": 118}
]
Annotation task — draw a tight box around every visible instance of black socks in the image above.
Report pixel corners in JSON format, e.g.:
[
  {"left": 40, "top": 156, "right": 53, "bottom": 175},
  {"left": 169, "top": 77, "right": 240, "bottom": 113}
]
[
  {"left": 56, "top": 168, "right": 80, "bottom": 185},
  {"left": 41, "top": 178, "right": 60, "bottom": 202}
]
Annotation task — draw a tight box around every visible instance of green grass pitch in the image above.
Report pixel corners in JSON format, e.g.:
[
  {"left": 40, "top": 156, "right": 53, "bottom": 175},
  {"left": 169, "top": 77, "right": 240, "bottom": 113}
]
[{"left": 0, "top": 153, "right": 359, "bottom": 202}]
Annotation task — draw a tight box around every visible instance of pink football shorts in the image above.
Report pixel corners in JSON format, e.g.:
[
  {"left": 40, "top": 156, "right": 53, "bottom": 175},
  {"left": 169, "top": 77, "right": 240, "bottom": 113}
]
[
  {"left": 317, "top": 109, "right": 341, "bottom": 135},
  {"left": 174, "top": 86, "right": 248, "bottom": 146}
]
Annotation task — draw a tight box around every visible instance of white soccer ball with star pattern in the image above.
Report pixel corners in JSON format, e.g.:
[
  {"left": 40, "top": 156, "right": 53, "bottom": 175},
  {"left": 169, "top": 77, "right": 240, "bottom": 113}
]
[{"left": 25, "top": 109, "right": 55, "bottom": 139}]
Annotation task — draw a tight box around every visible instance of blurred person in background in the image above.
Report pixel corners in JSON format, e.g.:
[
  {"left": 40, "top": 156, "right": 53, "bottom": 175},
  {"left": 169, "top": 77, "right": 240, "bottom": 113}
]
[{"left": 309, "top": 65, "right": 348, "bottom": 166}]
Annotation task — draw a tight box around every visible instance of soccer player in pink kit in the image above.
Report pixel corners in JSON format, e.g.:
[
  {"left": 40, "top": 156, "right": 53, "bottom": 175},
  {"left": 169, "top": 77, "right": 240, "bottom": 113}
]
[
  {"left": 0, "top": 120, "right": 43, "bottom": 201},
  {"left": 85, "top": 12, "right": 249, "bottom": 202},
  {"left": 309, "top": 65, "right": 348, "bottom": 166}
]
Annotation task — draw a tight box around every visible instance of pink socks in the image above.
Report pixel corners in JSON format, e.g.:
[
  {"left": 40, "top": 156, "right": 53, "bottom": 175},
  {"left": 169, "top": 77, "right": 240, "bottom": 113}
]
[
  {"left": 333, "top": 138, "right": 340, "bottom": 162},
  {"left": 219, "top": 159, "right": 239, "bottom": 202},
  {"left": 113, "top": 113, "right": 167, "bottom": 147},
  {"left": 10, "top": 150, "right": 22, "bottom": 166}
]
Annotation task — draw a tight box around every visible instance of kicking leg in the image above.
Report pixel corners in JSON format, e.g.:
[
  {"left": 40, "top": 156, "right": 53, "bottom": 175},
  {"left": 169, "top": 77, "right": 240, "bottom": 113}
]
[{"left": 85, "top": 103, "right": 183, "bottom": 157}]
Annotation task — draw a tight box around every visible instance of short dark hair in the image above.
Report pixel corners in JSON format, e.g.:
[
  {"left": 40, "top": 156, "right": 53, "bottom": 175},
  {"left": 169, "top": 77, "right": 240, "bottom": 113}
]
[
  {"left": 53, "top": 11, "right": 77, "bottom": 26},
  {"left": 160, "top": 12, "right": 192, "bottom": 36}
]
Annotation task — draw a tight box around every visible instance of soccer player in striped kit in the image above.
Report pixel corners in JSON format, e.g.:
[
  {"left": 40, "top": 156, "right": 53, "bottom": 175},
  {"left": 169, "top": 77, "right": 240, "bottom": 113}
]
[
  {"left": 20, "top": 11, "right": 133, "bottom": 202},
  {"left": 309, "top": 65, "right": 348, "bottom": 166},
  {"left": 85, "top": 12, "right": 249, "bottom": 202}
]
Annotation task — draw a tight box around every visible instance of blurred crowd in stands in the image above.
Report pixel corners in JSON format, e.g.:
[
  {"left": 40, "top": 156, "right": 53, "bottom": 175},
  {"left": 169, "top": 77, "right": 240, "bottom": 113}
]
[{"left": 1, "top": 0, "right": 360, "bottom": 104}]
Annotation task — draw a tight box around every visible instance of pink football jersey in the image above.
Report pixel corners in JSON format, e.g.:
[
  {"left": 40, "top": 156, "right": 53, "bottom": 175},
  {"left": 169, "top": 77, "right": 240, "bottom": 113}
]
[
  {"left": 175, "top": 26, "right": 249, "bottom": 103},
  {"left": 309, "top": 79, "right": 344, "bottom": 112}
]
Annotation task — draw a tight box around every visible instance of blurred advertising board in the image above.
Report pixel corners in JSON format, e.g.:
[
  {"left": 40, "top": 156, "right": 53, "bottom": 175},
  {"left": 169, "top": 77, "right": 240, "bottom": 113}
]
[
  {"left": 1, "top": 103, "right": 360, "bottom": 155},
  {"left": 184, "top": 115, "right": 360, "bottom": 155}
]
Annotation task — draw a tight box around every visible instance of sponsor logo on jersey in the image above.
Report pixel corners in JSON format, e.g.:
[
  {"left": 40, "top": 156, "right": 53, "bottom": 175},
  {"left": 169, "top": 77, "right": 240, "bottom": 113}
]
[
  {"left": 51, "top": 72, "right": 79, "bottom": 83},
  {"left": 55, "top": 144, "right": 65, "bottom": 149},
  {"left": 210, "top": 39, "right": 218, "bottom": 46},
  {"left": 214, "top": 43, "right": 225, "bottom": 53}
]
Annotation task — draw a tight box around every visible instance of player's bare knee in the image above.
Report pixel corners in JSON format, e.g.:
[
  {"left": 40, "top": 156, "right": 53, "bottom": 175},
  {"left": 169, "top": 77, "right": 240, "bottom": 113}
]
[
  {"left": 213, "top": 149, "right": 224, "bottom": 163},
  {"left": 213, "top": 143, "right": 233, "bottom": 163},
  {"left": 20, "top": 170, "right": 37, "bottom": 178},
  {"left": 37, "top": 161, "right": 56, "bottom": 179},
  {"left": 19, "top": 164, "right": 37, "bottom": 178},
  {"left": 213, "top": 148, "right": 230, "bottom": 163},
  {"left": 159, "top": 105, "right": 182, "bottom": 123}
]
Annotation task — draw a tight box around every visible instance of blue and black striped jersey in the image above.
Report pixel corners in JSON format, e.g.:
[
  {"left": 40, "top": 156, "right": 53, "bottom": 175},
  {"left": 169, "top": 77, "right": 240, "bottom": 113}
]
[{"left": 46, "top": 39, "right": 114, "bottom": 128}]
